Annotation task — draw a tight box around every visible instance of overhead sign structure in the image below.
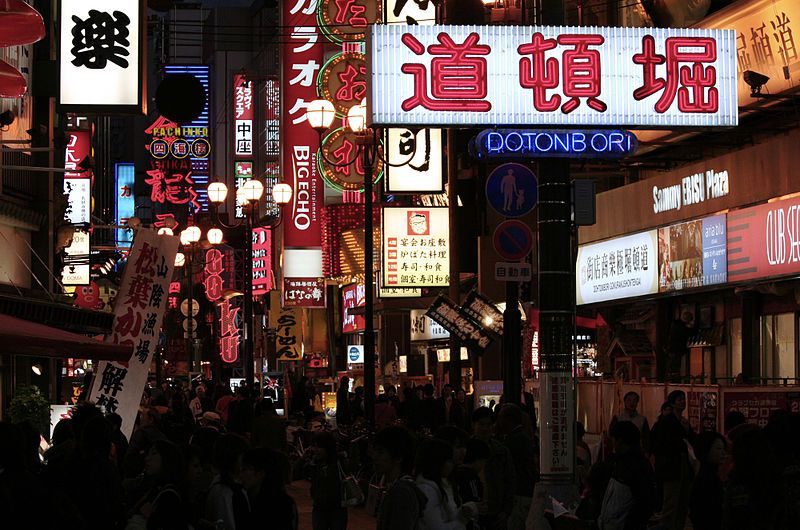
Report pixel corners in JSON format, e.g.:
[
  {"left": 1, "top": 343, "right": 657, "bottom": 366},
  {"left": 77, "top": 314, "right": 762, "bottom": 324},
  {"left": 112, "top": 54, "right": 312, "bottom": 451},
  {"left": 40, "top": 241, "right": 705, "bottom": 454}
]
[
  {"left": 383, "top": 206, "right": 450, "bottom": 288},
  {"left": 426, "top": 295, "right": 493, "bottom": 352},
  {"left": 60, "top": 0, "right": 144, "bottom": 111},
  {"left": 493, "top": 220, "right": 534, "bottom": 261},
  {"left": 658, "top": 214, "right": 727, "bottom": 292},
  {"left": 486, "top": 163, "right": 538, "bottom": 218},
  {"left": 576, "top": 230, "right": 659, "bottom": 305},
  {"left": 410, "top": 309, "right": 450, "bottom": 341},
  {"left": 471, "top": 129, "right": 637, "bottom": 159},
  {"left": 367, "top": 24, "right": 737, "bottom": 128},
  {"left": 89, "top": 230, "right": 178, "bottom": 439}
]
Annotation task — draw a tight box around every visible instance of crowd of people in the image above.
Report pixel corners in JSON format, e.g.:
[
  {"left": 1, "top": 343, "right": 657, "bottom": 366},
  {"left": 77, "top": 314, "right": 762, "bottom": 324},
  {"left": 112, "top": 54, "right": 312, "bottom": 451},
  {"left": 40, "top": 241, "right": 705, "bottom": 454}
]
[{"left": 1, "top": 379, "right": 799, "bottom": 530}]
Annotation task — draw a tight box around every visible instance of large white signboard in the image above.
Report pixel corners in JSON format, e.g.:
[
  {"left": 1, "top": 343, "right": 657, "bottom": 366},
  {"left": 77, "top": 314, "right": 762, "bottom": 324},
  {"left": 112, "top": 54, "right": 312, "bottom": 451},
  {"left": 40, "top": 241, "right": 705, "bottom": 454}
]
[
  {"left": 576, "top": 230, "right": 658, "bottom": 305},
  {"left": 382, "top": 206, "right": 450, "bottom": 288},
  {"left": 368, "top": 24, "right": 737, "bottom": 128},
  {"left": 385, "top": 128, "right": 443, "bottom": 193},
  {"left": 60, "top": 0, "right": 141, "bottom": 108}
]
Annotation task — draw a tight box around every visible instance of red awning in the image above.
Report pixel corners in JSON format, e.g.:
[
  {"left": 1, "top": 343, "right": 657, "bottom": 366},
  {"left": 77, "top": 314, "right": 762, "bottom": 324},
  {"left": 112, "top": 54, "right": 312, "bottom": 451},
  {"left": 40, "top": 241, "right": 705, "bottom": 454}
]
[{"left": 0, "top": 313, "right": 132, "bottom": 361}]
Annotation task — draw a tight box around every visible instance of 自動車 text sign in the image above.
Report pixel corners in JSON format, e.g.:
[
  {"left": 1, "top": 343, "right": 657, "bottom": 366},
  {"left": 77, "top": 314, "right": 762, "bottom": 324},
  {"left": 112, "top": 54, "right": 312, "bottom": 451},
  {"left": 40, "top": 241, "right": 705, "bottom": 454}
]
[{"left": 367, "top": 24, "right": 737, "bottom": 128}]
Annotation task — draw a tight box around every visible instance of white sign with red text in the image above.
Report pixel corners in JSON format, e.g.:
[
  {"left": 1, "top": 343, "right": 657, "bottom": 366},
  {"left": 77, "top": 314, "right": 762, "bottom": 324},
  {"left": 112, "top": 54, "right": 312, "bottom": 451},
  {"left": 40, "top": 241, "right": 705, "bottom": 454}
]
[
  {"left": 89, "top": 229, "right": 178, "bottom": 439},
  {"left": 367, "top": 24, "right": 737, "bottom": 128}
]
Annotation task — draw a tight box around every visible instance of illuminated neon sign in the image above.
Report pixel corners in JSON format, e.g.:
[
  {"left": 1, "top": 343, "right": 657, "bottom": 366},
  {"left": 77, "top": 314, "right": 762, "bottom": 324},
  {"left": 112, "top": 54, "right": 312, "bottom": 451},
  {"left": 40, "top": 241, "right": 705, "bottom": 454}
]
[{"left": 470, "top": 129, "right": 637, "bottom": 159}]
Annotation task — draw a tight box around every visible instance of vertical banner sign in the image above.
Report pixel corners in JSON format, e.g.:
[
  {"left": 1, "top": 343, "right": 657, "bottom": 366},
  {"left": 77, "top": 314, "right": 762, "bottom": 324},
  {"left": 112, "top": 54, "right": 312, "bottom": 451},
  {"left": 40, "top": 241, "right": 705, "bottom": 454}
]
[
  {"left": 89, "top": 230, "right": 179, "bottom": 439},
  {"left": 59, "top": 0, "right": 144, "bottom": 111},
  {"left": 63, "top": 129, "right": 92, "bottom": 225},
  {"left": 115, "top": 163, "right": 135, "bottom": 247},
  {"left": 204, "top": 248, "right": 224, "bottom": 302},
  {"left": 269, "top": 291, "right": 303, "bottom": 361},
  {"left": 233, "top": 74, "right": 254, "bottom": 157},
  {"left": 282, "top": 0, "right": 324, "bottom": 277},
  {"left": 252, "top": 228, "right": 273, "bottom": 295},
  {"left": 539, "top": 371, "right": 574, "bottom": 476},
  {"left": 218, "top": 298, "right": 241, "bottom": 363},
  {"left": 382, "top": 207, "right": 450, "bottom": 287},
  {"left": 234, "top": 160, "right": 253, "bottom": 219}
]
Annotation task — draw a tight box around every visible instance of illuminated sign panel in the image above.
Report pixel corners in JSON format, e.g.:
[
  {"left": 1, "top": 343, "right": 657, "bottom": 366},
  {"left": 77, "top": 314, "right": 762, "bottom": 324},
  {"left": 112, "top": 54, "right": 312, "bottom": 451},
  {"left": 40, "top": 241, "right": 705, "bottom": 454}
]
[
  {"left": 342, "top": 282, "right": 365, "bottom": 334},
  {"left": 61, "top": 229, "right": 91, "bottom": 285},
  {"left": 64, "top": 178, "right": 91, "bottom": 226},
  {"left": 252, "top": 228, "right": 272, "bottom": 295},
  {"left": 115, "top": 163, "right": 135, "bottom": 247},
  {"left": 658, "top": 214, "right": 727, "bottom": 292},
  {"left": 576, "top": 230, "right": 659, "bottom": 305},
  {"left": 410, "top": 309, "right": 449, "bottom": 341},
  {"left": 382, "top": 207, "right": 450, "bottom": 288},
  {"left": 60, "top": 0, "right": 143, "bottom": 110},
  {"left": 385, "top": 128, "right": 443, "bottom": 193},
  {"left": 234, "top": 161, "right": 253, "bottom": 219},
  {"left": 233, "top": 74, "right": 253, "bottom": 157},
  {"left": 471, "top": 129, "right": 637, "bottom": 159},
  {"left": 727, "top": 196, "right": 800, "bottom": 282},
  {"left": 368, "top": 25, "right": 737, "bottom": 127}
]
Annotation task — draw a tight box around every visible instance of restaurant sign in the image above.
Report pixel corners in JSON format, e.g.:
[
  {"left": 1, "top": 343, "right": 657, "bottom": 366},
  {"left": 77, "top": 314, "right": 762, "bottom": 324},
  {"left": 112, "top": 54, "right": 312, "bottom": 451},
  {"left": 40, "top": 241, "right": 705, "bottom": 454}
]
[
  {"left": 382, "top": 206, "right": 449, "bottom": 288},
  {"left": 368, "top": 24, "right": 737, "bottom": 128}
]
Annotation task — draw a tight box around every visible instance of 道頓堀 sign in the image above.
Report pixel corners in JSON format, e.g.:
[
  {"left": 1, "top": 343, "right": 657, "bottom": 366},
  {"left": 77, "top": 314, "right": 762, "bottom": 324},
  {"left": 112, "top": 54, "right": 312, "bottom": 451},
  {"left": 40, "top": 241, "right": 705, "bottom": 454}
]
[{"left": 367, "top": 24, "right": 737, "bottom": 128}]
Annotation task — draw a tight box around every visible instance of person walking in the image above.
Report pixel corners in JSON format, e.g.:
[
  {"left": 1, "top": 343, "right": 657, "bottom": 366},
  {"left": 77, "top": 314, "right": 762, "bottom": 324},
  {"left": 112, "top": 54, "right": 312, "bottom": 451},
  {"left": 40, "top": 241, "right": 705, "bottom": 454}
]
[
  {"left": 126, "top": 440, "right": 189, "bottom": 530},
  {"left": 608, "top": 391, "right": 650, "bottom": 453},
  {"left": 374, "top": 425, "right": 426, "bottom": 530},
  {"left": 205, "top": 433, "right": 250, "bottom": 530},
  {"left": 497, "top": 404, "right": 537, "bottom": 530},
  {"left": 415, "top": 438, "right": 477, "bottom": 529},
  {"left": 336, "top": 377, "right": 351, "bottom": 427},
  {"left": 471, "top": 407, "right": 515, "bottom": 530},
  {"left": 650, "top": 401, "right": 692, "bottom": 530},
  {"left": 309, "top": 432, "right": 348, "bottom": 530},
  {"left": 689, "top": 431, "right": 727, "bottom": 530},
  {"left": 240, "top": 448, "right": 298, "bottom": 530}
]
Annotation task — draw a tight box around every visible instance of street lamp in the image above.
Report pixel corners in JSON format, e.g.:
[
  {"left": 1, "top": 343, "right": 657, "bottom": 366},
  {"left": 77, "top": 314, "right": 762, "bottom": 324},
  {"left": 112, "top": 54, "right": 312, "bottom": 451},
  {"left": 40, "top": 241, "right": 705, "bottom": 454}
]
[
  {"left": 272, "top": 182, "right": 293, "bottom": 205},
  {"left": 206, "top": 179, "right": 267, "bottom": 391},
  {"left": 179, "top": 225, "right": 204, "bottom": 374},
  {"left": 308, "top": 97, "right": 419, "bottom": 426}
]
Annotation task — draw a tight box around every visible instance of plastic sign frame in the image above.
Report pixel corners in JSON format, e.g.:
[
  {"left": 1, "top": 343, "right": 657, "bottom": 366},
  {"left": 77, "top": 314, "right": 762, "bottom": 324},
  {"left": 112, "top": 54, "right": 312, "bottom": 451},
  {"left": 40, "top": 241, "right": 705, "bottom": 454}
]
[{"left": 367, "top": 24, "right": 738, "bottom": 128}]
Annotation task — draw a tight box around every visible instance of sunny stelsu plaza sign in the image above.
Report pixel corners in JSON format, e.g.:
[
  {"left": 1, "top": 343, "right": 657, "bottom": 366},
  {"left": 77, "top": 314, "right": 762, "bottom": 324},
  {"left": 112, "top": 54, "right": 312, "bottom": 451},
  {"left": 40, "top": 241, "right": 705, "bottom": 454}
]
[{"left": 367, "top": 24, "right": 737, "bottom": 128}]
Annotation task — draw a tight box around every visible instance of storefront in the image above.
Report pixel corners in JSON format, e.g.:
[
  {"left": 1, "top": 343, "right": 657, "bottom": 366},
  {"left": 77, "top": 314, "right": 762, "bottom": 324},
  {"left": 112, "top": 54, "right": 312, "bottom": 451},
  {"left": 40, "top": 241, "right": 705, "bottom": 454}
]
[{"left": 578, "top": 127, "right": 800, "bottom": 384}]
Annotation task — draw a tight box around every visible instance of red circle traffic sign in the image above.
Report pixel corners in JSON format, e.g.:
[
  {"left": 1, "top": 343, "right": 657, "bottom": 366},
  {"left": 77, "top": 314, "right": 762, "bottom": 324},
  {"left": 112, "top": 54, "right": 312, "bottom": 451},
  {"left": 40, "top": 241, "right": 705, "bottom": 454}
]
[{"left": 493, "top": 220, "right": 533, "bottom": 261}]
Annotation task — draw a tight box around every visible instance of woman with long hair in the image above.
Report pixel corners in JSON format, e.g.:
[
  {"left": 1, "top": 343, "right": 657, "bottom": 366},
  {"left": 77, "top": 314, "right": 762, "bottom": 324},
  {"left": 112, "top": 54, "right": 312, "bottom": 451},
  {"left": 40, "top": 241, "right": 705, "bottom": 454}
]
[
  {"left": 126, "top": 439, "right": 188, "bottom": 530},
  {"left": 415, "top": 438, "right": 477, "bottom": 529}
]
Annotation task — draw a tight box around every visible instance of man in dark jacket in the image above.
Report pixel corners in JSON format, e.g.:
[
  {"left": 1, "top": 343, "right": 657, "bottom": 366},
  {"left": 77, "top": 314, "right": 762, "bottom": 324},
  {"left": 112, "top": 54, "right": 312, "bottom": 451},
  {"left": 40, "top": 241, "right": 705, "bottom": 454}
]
[
  {"left": 374, "top": 426, "right": 426, "bottom": 530},
  {"left": 599, "top": 420, "right": 656, "bottom": 530}
]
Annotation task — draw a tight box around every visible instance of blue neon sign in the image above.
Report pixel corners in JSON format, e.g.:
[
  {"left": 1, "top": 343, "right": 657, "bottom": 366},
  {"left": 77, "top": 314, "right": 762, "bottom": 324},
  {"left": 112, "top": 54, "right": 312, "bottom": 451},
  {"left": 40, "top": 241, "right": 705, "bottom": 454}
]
[
  {"left": 470, "top": 129, "right": 637, "bottom": 159},
  {"left": 115, "top": 163, "right": 135, "bottom": 248}
]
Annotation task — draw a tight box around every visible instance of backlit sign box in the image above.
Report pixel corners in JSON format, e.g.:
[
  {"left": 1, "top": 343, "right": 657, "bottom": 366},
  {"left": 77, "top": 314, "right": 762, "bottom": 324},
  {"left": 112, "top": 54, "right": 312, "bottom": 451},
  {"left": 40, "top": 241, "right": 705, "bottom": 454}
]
[
  {"left": 658, "top": 214, "right": 727, "bottom": 292},
  {"left": 471, "top": 129, "right": 637, "bottom": 159},
  {"left": 576, "top": 230, "right": 659, "bottom": 305},
  {"left": 342, "top": 282, "right": 366, "bottom": 334},
  {"left": 367, "top": 24, "right": 737, "bottom": 128},
  {"left": 60, "top": 0, "right": 144, "bottom": 111},
  {"left": 728, "top": 196, "right": 800, "bottom": 283}
]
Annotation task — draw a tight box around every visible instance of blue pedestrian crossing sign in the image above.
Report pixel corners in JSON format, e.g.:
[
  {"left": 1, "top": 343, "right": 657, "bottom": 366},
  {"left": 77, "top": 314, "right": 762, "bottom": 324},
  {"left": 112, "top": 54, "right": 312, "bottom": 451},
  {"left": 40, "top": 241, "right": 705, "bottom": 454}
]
[{"left": 485, "top": 163, "right": 538, "bottom": 218}]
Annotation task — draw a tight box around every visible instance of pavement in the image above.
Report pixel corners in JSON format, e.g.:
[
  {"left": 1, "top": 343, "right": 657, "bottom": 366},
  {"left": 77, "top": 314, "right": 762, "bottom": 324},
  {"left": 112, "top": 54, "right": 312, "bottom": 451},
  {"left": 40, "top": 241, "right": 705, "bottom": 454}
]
[{"left": 287, "top": 480, "right": 377, "bottom": 530}]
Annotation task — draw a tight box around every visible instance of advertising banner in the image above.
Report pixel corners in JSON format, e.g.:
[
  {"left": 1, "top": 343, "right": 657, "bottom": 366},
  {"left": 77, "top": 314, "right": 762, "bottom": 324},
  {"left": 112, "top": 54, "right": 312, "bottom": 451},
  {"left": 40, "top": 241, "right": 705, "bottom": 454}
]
[
  {"left": 410, "top": 309, "right": 450, "bottom": 341},
  {"left": 426, "top": 295, "right": 493, "bottom": 352},
  {"left": 251, "top": 228, "right": 272, "bottom": 295},
  {"left": 576, "top": 230, "right": 658, "bottom": 305},
  {"left": 728, "top": 195, "right": 800, "bottom": 282},
  {"left": 382, "top": 206, "right": 450, "bottom": 287},
  {"left": 282, "top": 1, "right": 324, "bottom": 255},
  {"left": 61, "top": 229, "right": 91, "bottom": 286},
  {"left": 368, "top": 24, "right": 737, "bottom": 128},
  {"left": 283, "top": 277, "right": 326, "bottom": 308},
  {"left": 658, "top": 214, "right": 727, "bottom": 292},
  {"left": 233, "top": 73, "right": 253, "bottom": 157},
  {"left": 342, "top": 282, "right": 365, "bottom": 334},
  {"left": 89, "top": 230, "right": 179, "bottom": 439},
  {"left": 60, "top": 0, "right": 143, "bottom": 110}
]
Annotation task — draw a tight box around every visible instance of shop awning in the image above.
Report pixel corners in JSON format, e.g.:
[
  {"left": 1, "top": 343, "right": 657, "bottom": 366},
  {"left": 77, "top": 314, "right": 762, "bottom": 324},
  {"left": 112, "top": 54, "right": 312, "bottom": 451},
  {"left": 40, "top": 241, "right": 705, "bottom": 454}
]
[{"left": 0, "top": 313, "right": 132, "bottom": 361}]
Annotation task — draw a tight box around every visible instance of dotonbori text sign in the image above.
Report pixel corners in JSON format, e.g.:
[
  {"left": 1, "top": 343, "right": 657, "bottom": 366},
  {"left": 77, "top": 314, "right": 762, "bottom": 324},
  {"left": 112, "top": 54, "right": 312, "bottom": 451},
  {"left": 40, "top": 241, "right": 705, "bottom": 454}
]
[
  {"left": 426, "top": 295, "right": 493, "bottom": 352},
  {"left": 60, "top": 0, "right": 144, "bottom": 111},
  {"left": 472, "top": 129, "right": 637, "bottom": 159},
  {"left": 282, "top": 0, "right": 324, "bottom": 277},
  {"left": 383, "top": 206, "right": 449, "bottom": 288},
  {"left": 89, "top": 230, "right": 178, "bottom": 439},
  {"left": 367, "top": 25, "right": 737, "bottom": 127},
  {"left": 576, "top": 230, "right": 658, "bottom": 305}
]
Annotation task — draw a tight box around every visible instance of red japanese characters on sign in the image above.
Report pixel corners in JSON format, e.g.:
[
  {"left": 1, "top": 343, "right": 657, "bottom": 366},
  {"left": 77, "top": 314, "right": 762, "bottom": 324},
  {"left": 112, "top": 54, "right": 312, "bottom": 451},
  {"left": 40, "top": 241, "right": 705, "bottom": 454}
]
[
  {"left": 368, "top": 25, "right": 737, "bottom": 128},
  {"left": 319, "top": 0, "right": 382, "bottom": 42},
  {"left": 218, "top": 299, "right": 241, "bottom": 363},
  {"left": 283, "top": 277, "right": 326, "bottom": 308},
  {"left": 89, "top": 230, "right": 179, "bottom": 439},
  {"left": 282, "top": 0, "right": 324, "bottom": 253},
  {"left": 252, "top": 228, "right": 273, "bottom": 295},
  {"left": 204, "top": 248, "right": 224, "bottom": 302}
]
